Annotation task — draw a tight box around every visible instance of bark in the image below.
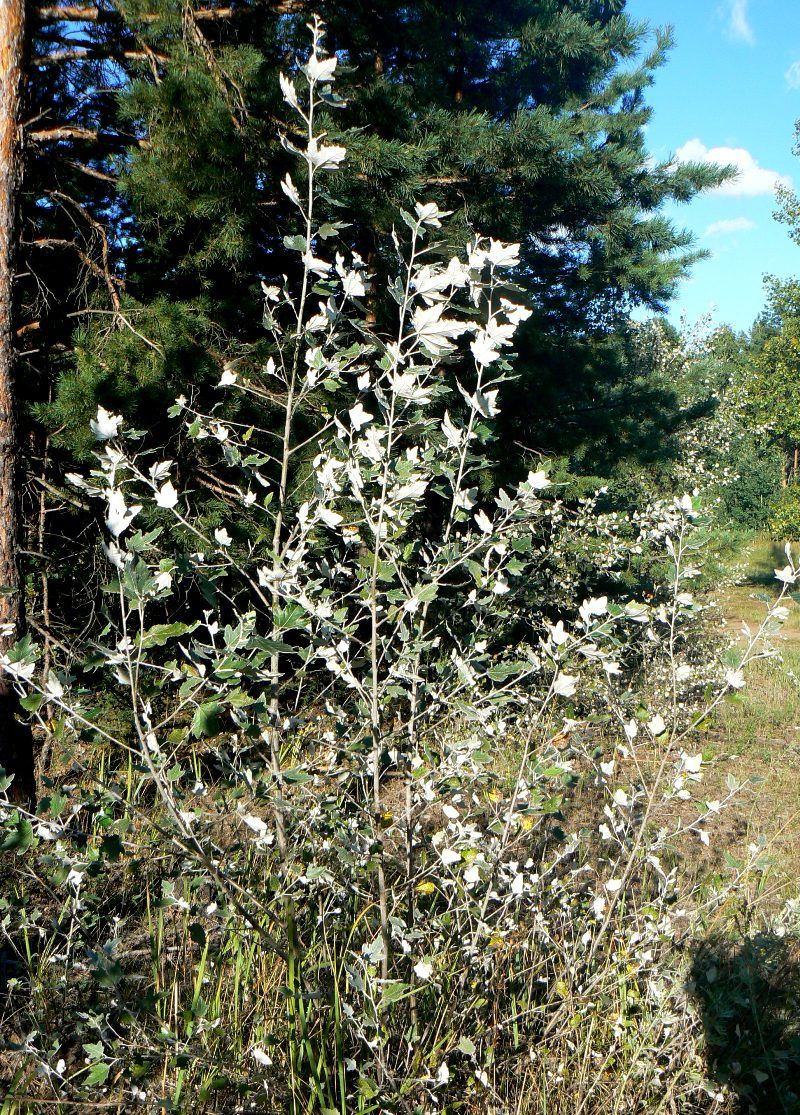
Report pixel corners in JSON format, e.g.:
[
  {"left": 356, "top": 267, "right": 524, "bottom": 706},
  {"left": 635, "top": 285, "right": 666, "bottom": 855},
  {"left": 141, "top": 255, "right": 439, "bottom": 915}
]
[{"left": 0, "top": 0, "right": 36, "bottom": 807}]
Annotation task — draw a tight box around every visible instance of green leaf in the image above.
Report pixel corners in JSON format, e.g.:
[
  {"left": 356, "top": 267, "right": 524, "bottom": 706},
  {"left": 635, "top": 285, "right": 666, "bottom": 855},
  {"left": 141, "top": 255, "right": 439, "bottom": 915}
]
[
  {"left": 100, "top": 834, "right": 124, "bottom": 861},
  {"left": 379, "top": 979, "right": 408, "bottom": 1007},
  {"left": 189, "top": 923, "right": 207, "bottom": 947},
  {"left": 97, "top": 961, "right": 124, "bottom": 988},
  {"left": 47, "top": 791, "right": 68, "bottom": 817},
  {"left": 84, "top": 1061, "right": 110, "bottom": 1086},
  {"left": 190, "top": 702, "right": 223, "bottom": 739},
  {"left": 1, "top": 818, "right": 33, "bottom": 855},
  {"left": 274, "top": 603, "right": 308, "bottom": 630},
  {"left": 281, "top": 768, "right": 311, "bottom": 784},
  {"left": 283, "top": 234, "right": 308, "bottom": 253},
  {"left": 121, "top": 558, "right": 156, "bottom": 603},
  {"left": 359, "top": 1076, "right": 379, "bottom": 1100},
  {"left": 250, "top": 636, "right": 294, "bottom": 654},
  {"left": 138, "top": 621, "right": 199, "bottom": 650}
]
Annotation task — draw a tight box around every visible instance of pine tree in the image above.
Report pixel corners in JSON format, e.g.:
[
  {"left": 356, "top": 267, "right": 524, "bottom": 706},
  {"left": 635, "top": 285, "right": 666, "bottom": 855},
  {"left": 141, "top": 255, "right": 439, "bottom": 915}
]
[
  {"left": 45, "top": 0, "right": 727, "bottom": 478},
  {"left": 1, "top": 0, "right": 172, "bottom": 792},
  {"left": 0, "top": 0, "right": 36, "bottom": 803}
]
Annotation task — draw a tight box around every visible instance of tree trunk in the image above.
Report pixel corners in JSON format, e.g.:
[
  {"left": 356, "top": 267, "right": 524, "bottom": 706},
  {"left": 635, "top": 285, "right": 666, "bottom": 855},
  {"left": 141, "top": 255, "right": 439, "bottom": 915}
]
[{"left": 0, "top": 0, "right": 36, "bottom": 807}]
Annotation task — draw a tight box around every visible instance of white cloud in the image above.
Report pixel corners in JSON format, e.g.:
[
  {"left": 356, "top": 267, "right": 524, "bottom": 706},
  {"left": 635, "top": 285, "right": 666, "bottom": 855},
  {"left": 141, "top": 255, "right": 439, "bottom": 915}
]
[
  {"left": 675, "top": 139, "right": 792, "bottom": 198},
  {"left": 726, "top": 0, "right": 754, "bottom": 44},
  {"left": 704, "top": 216, "right": 757, "bottom": 237},
  {"left": 786, "top": 60, "right": 800, "bottom": 90}
]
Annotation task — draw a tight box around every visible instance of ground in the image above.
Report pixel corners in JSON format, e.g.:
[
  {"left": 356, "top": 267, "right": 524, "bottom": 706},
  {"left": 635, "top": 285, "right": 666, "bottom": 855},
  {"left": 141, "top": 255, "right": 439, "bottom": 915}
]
[{"left": 710, "top": 535, "right": 800, "bottom": 896}]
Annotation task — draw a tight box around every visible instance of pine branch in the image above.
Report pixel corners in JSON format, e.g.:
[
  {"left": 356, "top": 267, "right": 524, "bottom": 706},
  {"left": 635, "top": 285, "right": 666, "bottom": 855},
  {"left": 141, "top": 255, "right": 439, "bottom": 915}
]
[{"left": 182, "top": 6, "right": 248, "bottom": 132}]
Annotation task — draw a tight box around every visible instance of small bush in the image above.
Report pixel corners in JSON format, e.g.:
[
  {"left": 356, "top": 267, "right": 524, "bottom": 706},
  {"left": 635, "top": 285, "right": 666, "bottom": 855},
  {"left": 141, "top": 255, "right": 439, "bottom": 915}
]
[
  {"left": 720, "top": 441, "right": 783, "bottom": 530},
  {"left": 1, "top": 21, "right": 797, "bottom": 1115},
  {"left": 769, "top": 485, "right": 800, "bottom": 539}
]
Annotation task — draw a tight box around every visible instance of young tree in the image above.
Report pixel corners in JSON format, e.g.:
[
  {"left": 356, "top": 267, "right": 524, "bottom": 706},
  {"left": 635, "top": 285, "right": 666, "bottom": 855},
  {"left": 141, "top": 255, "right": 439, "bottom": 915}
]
[{"left": 744, "top": 284, "right": 800, "bottom": 484}]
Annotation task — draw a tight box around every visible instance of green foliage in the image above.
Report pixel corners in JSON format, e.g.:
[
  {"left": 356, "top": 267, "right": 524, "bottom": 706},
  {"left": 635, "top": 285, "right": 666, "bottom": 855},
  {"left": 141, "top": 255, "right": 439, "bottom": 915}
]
[
  {"left": 18, "top": 1, "right": 738, "bottom": 659},
  {"left": 691, "top": 924, "right": 800, "bottom": 1112},
  {"left": 719, "top": 440, "right": 783, "bottom": 529},
  {"left": 40, "top": 299, "right": 221, "bottom": 457},
  {"left": 747, "top": 321, "right": 800, "bottom": 450},
  {"left": 742, "top": 278, "right": 800, "bottom": 468},
  {"left": 769, "top": 485, "right": 800, "bottom": 540},
  {"left": 63, "top": 0, "right": 730, "bottom": 483}
]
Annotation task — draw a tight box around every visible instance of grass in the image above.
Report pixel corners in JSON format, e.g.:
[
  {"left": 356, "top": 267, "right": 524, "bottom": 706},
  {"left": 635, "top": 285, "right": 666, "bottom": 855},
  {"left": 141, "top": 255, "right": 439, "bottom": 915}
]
[{"left": 708, "top": 534, "right": 800, "bottom": 891}]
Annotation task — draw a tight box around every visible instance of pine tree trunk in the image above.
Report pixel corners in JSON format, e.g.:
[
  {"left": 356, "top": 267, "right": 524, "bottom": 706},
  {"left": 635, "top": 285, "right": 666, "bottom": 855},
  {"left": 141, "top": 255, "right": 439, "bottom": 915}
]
[{"left": 0, "top": 0, "right": 36, "bottom": 806}]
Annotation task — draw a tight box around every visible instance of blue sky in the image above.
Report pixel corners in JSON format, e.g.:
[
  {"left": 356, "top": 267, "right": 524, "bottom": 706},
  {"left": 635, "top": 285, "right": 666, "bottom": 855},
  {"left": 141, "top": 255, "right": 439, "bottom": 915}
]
[{"left": 627, "top": 0, "right": 800, "bottom": 332}]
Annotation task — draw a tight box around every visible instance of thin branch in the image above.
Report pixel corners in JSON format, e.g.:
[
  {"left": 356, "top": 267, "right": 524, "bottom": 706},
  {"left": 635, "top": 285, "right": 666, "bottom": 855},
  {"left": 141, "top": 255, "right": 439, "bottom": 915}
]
[
  {"left": 26, "top": 235, "right": 123, "bottom": 294},
  {"left": 36, "top": 4, "right": 240, "bottom": 22},
  {"left": 182, "top": 5, "right": 248, "bottom": 132},
  {"left": 30, "top": 473, "right": 92, "bottom": 512},
  {"left": 61, "top": 157, "right": 117, "bottom": 184},
  {"left": 26, "top": 124, "right": 151, "bottom": 148},
  {"left": 34, "top": 45, "right": 168, "bottom": 64},
  {"left": 27, "top": 124, "right": 96, "bottom": 143},
  {"left": 46, "top": 187, "right": 123, "bottom": 309}
]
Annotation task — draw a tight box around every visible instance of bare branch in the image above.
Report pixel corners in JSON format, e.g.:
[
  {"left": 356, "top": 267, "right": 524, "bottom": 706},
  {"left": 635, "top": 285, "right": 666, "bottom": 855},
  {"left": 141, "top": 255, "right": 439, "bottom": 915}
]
[
  {"left": 26, "top": 124, "right": 151, "bottom": 149},
  {"left": 27, "top": 124, "right": 97, "bottom": 143},
  {"left": 61, "top": 158, "right": 117, "bottom": 184},
  {"left": 182, "top": 7, "right": 248, "bottom": 132},
  {"left": 36, "top": 4, "right": 241, "bottom": 22},
  {"left": 34, "top": 46, "right": 168, "bottom": 64}
]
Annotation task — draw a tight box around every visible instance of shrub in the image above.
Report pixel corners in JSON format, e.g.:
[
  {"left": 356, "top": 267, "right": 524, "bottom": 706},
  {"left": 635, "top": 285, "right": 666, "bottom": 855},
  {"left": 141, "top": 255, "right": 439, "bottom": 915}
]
[
  {"left": 0, "top": 20, "right": 795, "bottom": 1114},
  {"left": 720, "top": 440, "right": 783, "bottom": 530},
  {"left": 769, "top": 484, "right": 800, "bottom": 540}
]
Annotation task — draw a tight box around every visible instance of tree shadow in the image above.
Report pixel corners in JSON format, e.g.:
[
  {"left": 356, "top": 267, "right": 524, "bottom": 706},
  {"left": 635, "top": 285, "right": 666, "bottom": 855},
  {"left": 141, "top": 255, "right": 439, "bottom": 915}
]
[{"left": 690, "top": 931, "right": 800, "bottom": 1113}]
